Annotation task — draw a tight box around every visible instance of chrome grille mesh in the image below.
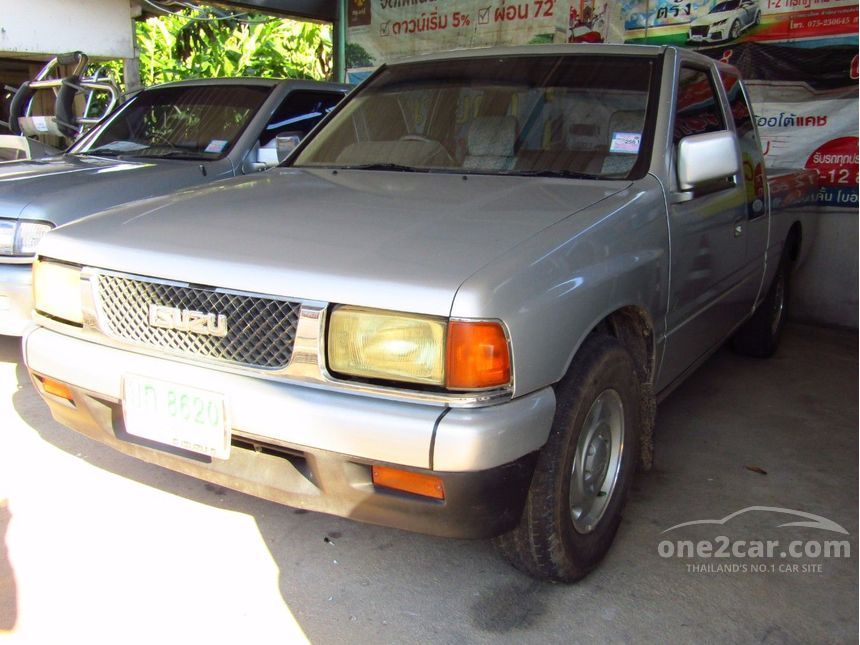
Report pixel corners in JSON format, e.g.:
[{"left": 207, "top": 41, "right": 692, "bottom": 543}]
[{"left": 96, "top": 274, "right": 300, "bottom": 369}]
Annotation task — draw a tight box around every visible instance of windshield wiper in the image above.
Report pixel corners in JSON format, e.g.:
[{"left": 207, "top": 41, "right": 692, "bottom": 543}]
[
  {"left": 338, "top": 163, "right": 426, "bottom": 172},
  {"left": 85, "top": 142, "right": 149, "bottom": 156},
  {"left": 507, "top": 169, "right": 602, "bottom": 180},
  {"left": 82, "top": 150, "right": 121, "bottom": 157},
  {"left": 133, "top": 149, "right": 210, "bottom": 160}
]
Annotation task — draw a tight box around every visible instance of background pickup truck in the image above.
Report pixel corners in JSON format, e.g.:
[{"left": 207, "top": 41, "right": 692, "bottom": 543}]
[
  {"left": 24, "top": 44, "right": 817, "bottom": 582},
  {"left": 0, "top": 77, "right": 349, "bottom": 335}
]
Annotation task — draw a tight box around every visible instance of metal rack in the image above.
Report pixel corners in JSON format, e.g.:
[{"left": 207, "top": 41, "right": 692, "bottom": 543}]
[{"left": 4, "top": 51, "right": 122, "bottom": 141}]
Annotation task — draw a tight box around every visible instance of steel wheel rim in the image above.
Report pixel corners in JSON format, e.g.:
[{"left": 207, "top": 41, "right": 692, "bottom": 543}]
[
  {"left": 770, "top": 272, "right": 785, "bottom": 336},
  {"left": 570, "top": 388, "right": 624, "bottom": 534}
]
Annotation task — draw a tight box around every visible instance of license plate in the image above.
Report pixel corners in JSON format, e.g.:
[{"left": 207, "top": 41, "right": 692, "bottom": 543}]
[{"left": 122, "top": 374, "right": 230, "bottom": 459}]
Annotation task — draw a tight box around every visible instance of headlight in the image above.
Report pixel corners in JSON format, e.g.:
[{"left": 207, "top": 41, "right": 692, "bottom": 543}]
[
  {"left": 712, "top": 19, "right": 728, "bottom": 26},
  {"left": 328, "top": 306, "right": 446, "bottom": 385},
  {"left": 0, "top": 220, "right": 14, "bottom": 254},
  {"left": 17, "top": 221, "right": 53, "bottom": 255},
  {"left": 327, "top": 306, "right": 511, "bottom": 390},
  {"left": 0, "top": 219, "right": 53, "bottom": 256},
  {"left": 32, "top": 259, "right": 83, "bottom": 324}
]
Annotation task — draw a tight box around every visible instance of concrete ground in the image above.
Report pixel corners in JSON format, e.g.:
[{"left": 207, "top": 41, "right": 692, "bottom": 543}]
[{"left": 0, "top": 324, "right": 857, "bottom": 644}]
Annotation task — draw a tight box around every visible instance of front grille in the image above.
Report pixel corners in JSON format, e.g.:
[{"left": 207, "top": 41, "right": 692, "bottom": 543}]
[
  {"left": 690, "top": 26, "right": 709, "bottom": 37},
  {"left": 96, "top": 273, "right": 301, "bottom": 369}
]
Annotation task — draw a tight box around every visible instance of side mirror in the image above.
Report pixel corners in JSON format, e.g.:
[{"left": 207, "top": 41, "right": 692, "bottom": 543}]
[{"left": 676, "top": 130, "right": 739, "bottom": 191}]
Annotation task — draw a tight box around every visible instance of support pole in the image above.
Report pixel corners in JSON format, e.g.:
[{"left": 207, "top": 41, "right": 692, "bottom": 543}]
[
  {"left": 123, "top": 52, "right": 143, "bottom": 93},
  {"left": 334, "top": 0, "right": 347, "bottom": 82}
]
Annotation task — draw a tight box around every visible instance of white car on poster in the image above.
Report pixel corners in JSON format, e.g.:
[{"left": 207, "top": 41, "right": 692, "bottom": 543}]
[{"left": 688, "top": 0, "right": 761, "bottom": 43}]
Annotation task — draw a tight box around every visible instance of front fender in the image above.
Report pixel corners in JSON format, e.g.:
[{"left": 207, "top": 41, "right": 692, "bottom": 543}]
[{"left": 450, "top": 176, "right": 670, "bottom": 397}]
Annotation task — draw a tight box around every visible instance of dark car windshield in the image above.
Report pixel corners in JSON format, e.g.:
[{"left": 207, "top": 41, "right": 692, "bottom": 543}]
[
  {"left": 71, "top": 84, "right": 271, "bottom": 160},
  {"left": 293, "top": 54, "right": 657, "bottom": 179},
  {"left": 710, "top": 1, "right": 740, "bottom": 12}
]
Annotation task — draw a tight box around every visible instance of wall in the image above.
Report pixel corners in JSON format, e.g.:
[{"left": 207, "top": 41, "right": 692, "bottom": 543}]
[
  {"left": 793, "top": 209, "right": 859, "bottom": 328},
  {"left": 0, "top": 0, "right": 134, "bottom": 59}
]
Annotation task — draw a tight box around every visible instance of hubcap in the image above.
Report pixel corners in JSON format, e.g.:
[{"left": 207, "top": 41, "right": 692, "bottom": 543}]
[{"left": 570, "top": 389, "right": 624, "bottom": 534}]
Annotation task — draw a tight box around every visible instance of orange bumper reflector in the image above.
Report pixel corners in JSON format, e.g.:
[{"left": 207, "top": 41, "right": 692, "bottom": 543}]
[
  {"left": 372, "top": 465, "right": 445, "bottom": 500},
  {"left": 446, "top": 320, "right": 511, "bottom": 389},
  {"left": 41, "top": 377, "right": 73, "bottom": 402}
]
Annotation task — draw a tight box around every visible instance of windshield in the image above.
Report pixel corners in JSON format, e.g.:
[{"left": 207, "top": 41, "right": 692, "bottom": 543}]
[
  {"left": 293, "top": 54, "right": 656, "bottom": 179},
  {"left": 710, "top": 1, "right": 739, "bottom": 13},
  {"left": 72, "top": 84, "right": 271, "bottom": 160}
]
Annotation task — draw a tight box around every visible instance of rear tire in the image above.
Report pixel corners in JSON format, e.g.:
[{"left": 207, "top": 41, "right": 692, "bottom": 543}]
[
  {"left": 494, "top": 335, "right": 641, "bottom": 582},
  {"left": 731, "top": 255, "right": 790, "bottom": 358}
]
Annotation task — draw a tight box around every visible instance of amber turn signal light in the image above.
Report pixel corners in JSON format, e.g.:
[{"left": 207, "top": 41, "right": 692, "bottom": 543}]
[
  {"left": 39, "top": 376, "right": 74, "bottom": 403},
  {"left": 446, "top": 320, "right": 511, "bottom": 390},
  {"left": 372, "top": 465, "right": 445, "bottom": 500}
]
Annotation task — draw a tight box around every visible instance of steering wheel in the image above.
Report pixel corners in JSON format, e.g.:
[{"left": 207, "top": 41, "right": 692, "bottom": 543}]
[
  {"left": 149, "top": 131, "right": 178, "bottom": 150},
  {"left": 399, "top": 134, "right": 435, "bottom": 144}
]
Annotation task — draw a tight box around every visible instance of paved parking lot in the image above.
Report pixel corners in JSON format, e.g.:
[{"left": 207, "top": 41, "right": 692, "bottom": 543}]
[{"left": 1, "top": 324, "right": 857, "bottom": 644}]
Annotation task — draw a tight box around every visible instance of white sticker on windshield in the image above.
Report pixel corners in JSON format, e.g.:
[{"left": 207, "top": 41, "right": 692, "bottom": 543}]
[
  {"left": 204, "top": 139, "right": 228, "bottom": 154},
  {"left": 610, "top": 132, "right": 642, "bottom": 154}
]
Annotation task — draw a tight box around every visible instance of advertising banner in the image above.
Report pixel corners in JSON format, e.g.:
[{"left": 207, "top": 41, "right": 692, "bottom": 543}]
[
  {"left": 346, "top": 0, "right": 560, "bottom": 68},
  {"left": 621, "top": 0, "right": 858, "bottom": 46},
  {"left": 345, "top": 0, "right": 632, "bottom": 68},
  {"left": 696, "top": 41, "right": 858, "bottom": 207}
]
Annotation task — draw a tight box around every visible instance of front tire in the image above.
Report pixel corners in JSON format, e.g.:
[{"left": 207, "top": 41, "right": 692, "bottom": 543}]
[
  {"left": 729, "top": 20, "right": 741, "bottom": 40},
  {"left": 494, "top": 335, "right": 641, "bottom": 582}
]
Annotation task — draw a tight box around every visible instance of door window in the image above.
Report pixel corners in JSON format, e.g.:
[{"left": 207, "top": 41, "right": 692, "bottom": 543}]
[
  {"left": 722, "top": 71, "right": 766, "bottom": 217},
  {"left": 673, "top": 66, "right": 726, "bottom": 145}
]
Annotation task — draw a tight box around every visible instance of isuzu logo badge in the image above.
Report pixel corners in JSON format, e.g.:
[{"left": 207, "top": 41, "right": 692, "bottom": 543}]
[{"left": 147, "top": 304, "right": 228, "bottom": 337}]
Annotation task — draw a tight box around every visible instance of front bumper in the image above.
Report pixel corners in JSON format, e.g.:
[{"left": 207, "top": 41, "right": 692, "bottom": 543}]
[
  {"left": 0, "top": 262, "right": 33, "bottom": 336},
  {"left": 688, "top": 28, "right": 727, "bottom": 42},
  {"left": 24, "top": 326, "right": 556, "bottom": 538}
]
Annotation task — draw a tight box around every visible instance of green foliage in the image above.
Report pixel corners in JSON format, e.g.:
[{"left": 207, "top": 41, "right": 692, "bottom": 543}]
[
  {"left": 345, "top": 43, "right": 374, "bottom": 69},
  {"left": 101, "top": 9, "right": 332, "bottom": 91},
  {"left": 528, "top": 33, "right": 555, "bottom": 45}
]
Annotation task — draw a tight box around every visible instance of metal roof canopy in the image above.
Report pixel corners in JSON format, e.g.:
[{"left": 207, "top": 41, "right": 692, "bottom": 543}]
[{"left": 215, "top": 0, "right": 336, "bottom": 23}]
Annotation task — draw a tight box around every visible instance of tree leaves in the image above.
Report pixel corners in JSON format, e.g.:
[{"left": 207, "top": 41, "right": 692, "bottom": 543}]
[{"left": 121, "top": 9, "right": 332, "bottom": 89}]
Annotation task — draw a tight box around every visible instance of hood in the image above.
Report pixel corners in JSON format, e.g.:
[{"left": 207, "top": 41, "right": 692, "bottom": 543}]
[
  {"left": 41, "top": 168, "right": 629, "bottom": 316},
  {"left": 0, "top": 154, "right": 227, "bottom": 224},
  {"left": 690, "top": 11, "right": 736, "bottom": 27}
]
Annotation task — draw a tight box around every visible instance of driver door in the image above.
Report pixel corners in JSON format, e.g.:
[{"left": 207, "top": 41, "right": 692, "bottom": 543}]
[{"left": 659, "top": 64, "right": 751, "bottom": 389}]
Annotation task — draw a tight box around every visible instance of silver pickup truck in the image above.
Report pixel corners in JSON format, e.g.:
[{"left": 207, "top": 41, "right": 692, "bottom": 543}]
[
  {"left": 24, "top": 45, "right": 817, "bottom": 582},
  {"left": 0, "top": 78, "right": 348, "bottom": 335}
]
